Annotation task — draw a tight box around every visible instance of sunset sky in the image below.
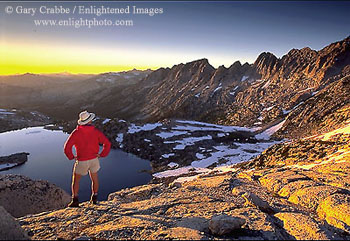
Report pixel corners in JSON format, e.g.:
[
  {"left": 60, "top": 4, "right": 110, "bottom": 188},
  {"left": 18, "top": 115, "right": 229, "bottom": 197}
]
[{"left": 1, "top": 1, "right": 349, "bottom": 75}]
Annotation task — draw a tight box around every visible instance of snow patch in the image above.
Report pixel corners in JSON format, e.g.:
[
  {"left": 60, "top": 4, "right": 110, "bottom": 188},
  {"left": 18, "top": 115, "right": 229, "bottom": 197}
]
[
  {"left": 172, "top": 135, "right": 213, "bottom": 150},
  {"left": 115, "top": 133, "right": 124, "bottom": 148},
  {"left": 153, "top": 166, "right": 210, "bottom": 178},
  {"left": 162, "top": 153, "right": 175, "bottom": 159},
  {"left": 256, "top": 120, "right": 286, "bottom": 140},
  {"left": 196, "top": 153, "right": 205, "bottom": 159},
  {"left": 156, "top": 131, "right": 188, "bottom": 139},
  {"left": 241, "top": 75, "right": 249, "bottom": 81},
  {"left": 167, "top": 162, "right": 179, "bottom": 168},
  {"left": 262, "top": 80, "right": 271, "bottom": 89},
  {"left": 128, "top": 123, "right": 162, "bottom": 134},
  {"left": 264, "top": 106, "right": 274, "bottom": 111},
  {"left": 283, "top": 109, "right": 292, "bottom": 115},
  {"left": 174, "top": 120, "right": 254, "bottom": 132},
  {"left": 102, "top": 118, "right": 111, "bottom": 125},
  {"left": 217, "top": 133, "right": 225, "bottom": 138},
  {"left": 213, "top": 85, "right": 222, "bottom": 93},
  {"left": 298, "top": 87, "right": 314, "bottom": 93},
  {"left": 312, "top": 91, "right": 319, "bottom": 96},
  {"left": 0, "top": 110, "right": 15, "bottom": 115}
]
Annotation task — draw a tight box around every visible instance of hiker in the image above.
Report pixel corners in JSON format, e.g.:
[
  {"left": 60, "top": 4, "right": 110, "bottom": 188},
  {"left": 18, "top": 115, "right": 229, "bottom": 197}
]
[{"left": 64, "top": 110, "right": 111, "bottom": 207}]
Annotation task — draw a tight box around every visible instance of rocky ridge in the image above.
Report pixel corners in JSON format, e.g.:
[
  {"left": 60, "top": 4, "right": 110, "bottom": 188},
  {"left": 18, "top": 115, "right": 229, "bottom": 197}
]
[
  {"left": 0, "top": 69, "right": 151, "bottom": 121},
  {"left": 17, "top": 124, "right": 350, "bottom": 240},
  {"left": 1, "top": 38, "right": 349, "bottom": 140}
]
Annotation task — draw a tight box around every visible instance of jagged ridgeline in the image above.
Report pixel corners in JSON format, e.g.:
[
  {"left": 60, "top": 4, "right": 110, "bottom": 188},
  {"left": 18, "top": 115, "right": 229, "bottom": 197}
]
[{"left": 0, "top": 37, "right": 349, "bottom": 139}]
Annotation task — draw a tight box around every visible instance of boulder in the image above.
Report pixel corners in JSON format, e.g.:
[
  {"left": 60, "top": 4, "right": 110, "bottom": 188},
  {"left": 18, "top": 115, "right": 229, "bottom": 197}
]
[
  {"left": 228, "top": 207, "right": 286, "bottom": 240},
  {"left": 0, "top": 206, "right": 29, "bottom": 240},
  {"left": 0, "top": 174, "right": 70, "bottom": 217},
  {"left": 209, "top": 214, "right": 246, "bottom": 236}
]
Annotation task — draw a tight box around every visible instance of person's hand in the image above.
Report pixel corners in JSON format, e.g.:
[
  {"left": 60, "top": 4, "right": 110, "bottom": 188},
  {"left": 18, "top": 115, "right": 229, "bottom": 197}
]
[{"left": 97, "top": 154, "right": 101, "bottom": 158}]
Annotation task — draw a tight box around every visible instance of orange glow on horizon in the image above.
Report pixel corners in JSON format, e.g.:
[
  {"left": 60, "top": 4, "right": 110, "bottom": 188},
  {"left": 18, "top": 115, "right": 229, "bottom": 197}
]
[
  {"left": 0, "top": 41, "right": 162, "bottom": 75},
  {"left": 0, "top": 64, "right": 158, "bottom": 75}
]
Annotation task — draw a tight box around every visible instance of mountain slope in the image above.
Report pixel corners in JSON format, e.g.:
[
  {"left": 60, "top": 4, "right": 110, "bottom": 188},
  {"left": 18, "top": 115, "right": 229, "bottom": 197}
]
[
  {"left": 1, "top": 37, "right": 349, "bottom": 141},
  {"left": 222, "top": 37, "right": 350, "bottom": 128},
  {"left": 276, "top": 75, "right": 350, "bottom": 139}
]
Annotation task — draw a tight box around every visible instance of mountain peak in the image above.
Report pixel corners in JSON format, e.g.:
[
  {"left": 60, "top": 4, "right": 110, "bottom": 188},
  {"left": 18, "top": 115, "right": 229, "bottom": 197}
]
[
  {"left": 229, "top": 61, "right": 242, "bottom": 68},
  {"left": 186, "top": 58, "right": 210, "bottom": 66},
  {"left": 253, "top": 52, "right": 278, "bottom": 69}
]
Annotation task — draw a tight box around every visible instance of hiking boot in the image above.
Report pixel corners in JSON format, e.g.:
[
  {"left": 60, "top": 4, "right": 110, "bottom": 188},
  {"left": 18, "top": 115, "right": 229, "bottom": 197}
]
[
  {"left": 68, "top": 197, "right": 79, "bottom": 207},
  {"left": 90, "top": 194, "right": 98, "bottom": 205}
]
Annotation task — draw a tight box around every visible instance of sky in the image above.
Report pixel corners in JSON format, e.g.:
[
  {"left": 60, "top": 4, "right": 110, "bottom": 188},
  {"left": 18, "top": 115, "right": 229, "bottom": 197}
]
[{"left": 0, "top": 1, "right": 350, "bottom": 75}]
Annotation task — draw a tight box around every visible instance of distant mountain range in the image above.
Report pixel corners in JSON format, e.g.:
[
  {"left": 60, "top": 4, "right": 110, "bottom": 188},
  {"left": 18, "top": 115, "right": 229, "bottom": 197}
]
[{"left": 1, "top": 37, "right": 349, "bottom": 139}]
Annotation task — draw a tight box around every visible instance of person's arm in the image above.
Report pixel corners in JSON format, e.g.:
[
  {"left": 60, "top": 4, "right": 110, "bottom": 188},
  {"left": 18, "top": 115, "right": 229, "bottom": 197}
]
[
  {"left": 97, "top": 130, "right": 111, "bottom": 158},
  {"left": 64, "top": 130, "right": 77, "bottom": 160}
]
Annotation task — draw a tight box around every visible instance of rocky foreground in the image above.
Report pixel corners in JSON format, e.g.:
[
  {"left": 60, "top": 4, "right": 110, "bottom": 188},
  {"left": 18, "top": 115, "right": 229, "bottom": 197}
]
[
  {"left": 0, "top": 174, "right": 70, "bottom": 218},
  {"left": 17, "top": 125, "right": 350, "bottom": 240}
]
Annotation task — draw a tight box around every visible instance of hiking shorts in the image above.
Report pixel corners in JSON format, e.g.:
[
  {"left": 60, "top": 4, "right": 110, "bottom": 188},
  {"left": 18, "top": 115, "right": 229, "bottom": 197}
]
[{"left": 73, "top": 157, "right": 100, "bottom": 176}]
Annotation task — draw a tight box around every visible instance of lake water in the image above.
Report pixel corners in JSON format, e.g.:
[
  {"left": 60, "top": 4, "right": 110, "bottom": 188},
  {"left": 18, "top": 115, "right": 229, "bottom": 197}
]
[{"left": 0, "top": 126, "right": 152, "bottom": 201}]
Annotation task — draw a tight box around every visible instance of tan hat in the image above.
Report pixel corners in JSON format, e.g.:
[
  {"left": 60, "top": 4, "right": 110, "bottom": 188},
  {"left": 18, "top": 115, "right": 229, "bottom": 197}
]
[{"left": 77, "top": 110, "right": 96, "bottom": 125}]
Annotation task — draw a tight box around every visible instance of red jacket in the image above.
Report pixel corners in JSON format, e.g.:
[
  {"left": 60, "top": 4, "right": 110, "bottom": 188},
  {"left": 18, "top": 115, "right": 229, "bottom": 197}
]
[{"left": 64, "top": 125, "right": 111, "bottom": 161}]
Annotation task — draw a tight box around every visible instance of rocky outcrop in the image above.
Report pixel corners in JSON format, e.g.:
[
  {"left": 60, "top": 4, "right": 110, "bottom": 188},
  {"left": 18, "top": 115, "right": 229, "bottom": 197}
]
[
  {"left": 237, "top": 124, "right": 350, "bottom": 234},
  {"left": 209, "top": 214, "right": 246, "bottom": 235},
  {"left": 0, "top": 152, "right": 29, "bottom": 171},
  {"left": 0, "top": 206, "right": 29, "bottom": 240},
  {"left": 274, "top": 212, "right": 331, "bottom": 240},
  {"left": 317, "top": 194, "right": 350, "bottom": 233},
  {"left": 0, "top": 174, "right": 70, "bottom": 217},
  {"left": 18, "top": 165, "right": 349, "bottom": 240}
]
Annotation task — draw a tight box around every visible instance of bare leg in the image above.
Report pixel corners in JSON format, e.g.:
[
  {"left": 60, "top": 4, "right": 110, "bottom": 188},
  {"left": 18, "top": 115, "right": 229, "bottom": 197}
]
[
  {"left": 89, "top": 171, "right": 99, "bottom": 195},
  {"left": 71, "top": 173, "right": 81, "bottom": 197}
]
